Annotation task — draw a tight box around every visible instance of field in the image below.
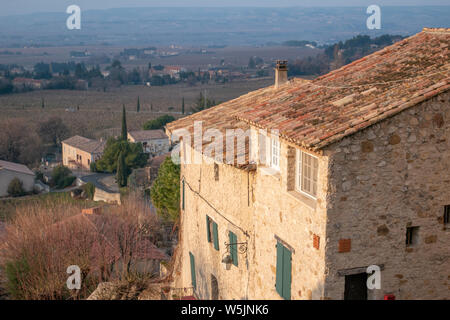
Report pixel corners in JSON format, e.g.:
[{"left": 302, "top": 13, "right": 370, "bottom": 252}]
[
  {"left": 0, "top": 78, "right": 274, "bottom": 139},
  {"left": 0, "top": 45, "right": 320, "bottom": 70},
  {"left": 0, "top": 192, "right": 101, "bottom": 222}
]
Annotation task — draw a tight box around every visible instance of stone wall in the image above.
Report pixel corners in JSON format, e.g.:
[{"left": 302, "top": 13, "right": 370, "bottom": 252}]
[
  {"left": 175, "top": 91, "right": 450, "bottom": 300},
  {"left": 94, "top": 188, "right": 121, "bottom": 205},
  {"left": 177, "top": 133, "right": 331, "bottom": 299},
  {"left": 176, "top": 147, "right": 256, "bottom": 299},
  {"left": 324, "top": 91, "right": 450, "bottom": 299}
]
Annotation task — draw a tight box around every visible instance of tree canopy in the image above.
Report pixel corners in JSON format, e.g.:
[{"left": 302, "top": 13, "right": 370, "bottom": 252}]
[
  {"left": 150, "top": 157, "right": 180, "bottom": 222},
  {"left": 121, "top": 105, "right": 127, "bottom": 141},
  {"left": 37, "top": 117, "right": 69, "bottom": 146},
  {"left": 191, "top": 92, "right": 216, "bottom": 113},
  {"left": 94, "top": 138, "right": 148, "bottom": 174},
  {"left": 142, "top": 114, "right": 175, "bottom": 130}
]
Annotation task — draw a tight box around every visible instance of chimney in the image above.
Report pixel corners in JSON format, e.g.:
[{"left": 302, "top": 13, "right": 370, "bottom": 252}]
[{"left": 274, "top": 60, "right": 288, "bottom": 88}]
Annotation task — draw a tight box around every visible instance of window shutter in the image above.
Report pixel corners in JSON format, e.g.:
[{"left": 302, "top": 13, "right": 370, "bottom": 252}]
[
  {"left": 229, "top": 231, "right": 238, "bottom": 266},
  {"left": 282, "top": 247, "right": 292, "bottom": 300},
  {"left": 275, "top": 242, "right": 284, "bottom": 297},
  {"left": 189, "top": 252, "right": 196, "bottom": 289},
  {"left": 206, "top": 216, "right": 211, "bottom": 242},
  {"left": 297, "top": 150, "right": 302, "bottom": 190},
  {"left": 182, "top": 179, "right": 185, "bottom": 210},
  {"left": 213, "top": 222, "right": 219, "bottom": 250}
]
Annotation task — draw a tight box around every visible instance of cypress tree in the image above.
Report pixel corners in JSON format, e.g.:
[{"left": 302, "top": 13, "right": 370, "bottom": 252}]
[
  {"left": 150, "top": 103, "right": 153, "bottom": 111},
  {"left": 181, "top": 97, "right": 185, "bottom": 115},
  {"left": 116, "top": 152, "right": 127, "bottom": 187},
  {"left": 137, "top": 96, "right": 140, "bottom": 113},
  {"left": 121, "top": 105, "right": 127, "bottom": 141},
  {"left": 41, "top": 98, "right": 45, "bottom": 109}
]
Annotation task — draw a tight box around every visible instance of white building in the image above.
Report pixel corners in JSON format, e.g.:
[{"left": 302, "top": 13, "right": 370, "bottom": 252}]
[
  {"left": 128, "top": 130, "right": 170, "bottom": 156},
  {"left": 0, "top": 160, "right": 35, "bottom": 197}
]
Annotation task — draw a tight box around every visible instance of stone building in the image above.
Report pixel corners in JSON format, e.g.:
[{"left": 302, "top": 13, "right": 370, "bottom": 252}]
[
  {"left": 62, "top": 135, "right": 106, "bottom": 171},
  {"left": 127, "top": 130, "right": 170, "bottom": 156},
  {"left": 0, "top": 160, "right": 35, "bottom": 197},
  {"left": 166, "top": 28, "right": 450, "bottom": 300}
]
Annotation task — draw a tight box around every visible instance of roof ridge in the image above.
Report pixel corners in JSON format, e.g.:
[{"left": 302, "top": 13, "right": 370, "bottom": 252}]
[{"left": 422, "top": 27, "right": 450, "bottom": 34}]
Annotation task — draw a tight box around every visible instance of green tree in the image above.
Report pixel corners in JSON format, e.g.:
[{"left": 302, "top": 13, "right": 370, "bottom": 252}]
[
  {"left": 150, "top": 157, "right": 180, "bottom": 222},
  {"left": 7, "top": 178, "right": 25, "bottom": 197},
  {"left": 143, "top": 114, "right": 175, "bottom": 130},
  {"left": 181, "top": 97, "right": 185, "bottom": 115},
  {"left": 41, "top": 98, "right": 45, "bottom": 109},
  {"left": 191, "top": 91, "right": 215, "bottom": 113},
  {"left": 248, "top": 56, "right": 256, "bottom": 69},
  {"left": 51, "top": 165, "right": 75, "bottom": 188},
  {"left": 116, "top": 151, "right": 127, "bottom": 187},
  {"left": 136, "top": 96, "right": 140, "bottom": 113},
  {"left": 121, "top": 105, "right": 127, "bottom": 141},
  {"left": 82, "top": 182, "right": 95, "bottom": 200},
  {"left": 95, "top": 138, "right": 148, "bottom": 173}
]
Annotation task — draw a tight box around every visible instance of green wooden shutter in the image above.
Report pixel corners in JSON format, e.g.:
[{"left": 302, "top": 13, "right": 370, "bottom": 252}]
[
  {"left": 182, "top": 179, "right": 185, "bottom": 210},
  {"left": 213, "top": 221, "right": 219, "bottom": 250},
  {"left": 282, "top": 247, "right": 292, "bottom": 300},
  {"left": 229, "top": 231, "right": 238, "bottom": 266},
  {"left": 189, "top": 252, "right": 196, "bottom": 289},
  {"left": 206, "top": 215, "right": 211, "bottom": 242},
  {"left": 275, "top": 242, "right": 284, "bottom": 297}
]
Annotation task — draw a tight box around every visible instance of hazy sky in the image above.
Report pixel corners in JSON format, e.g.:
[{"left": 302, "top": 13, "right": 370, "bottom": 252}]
[{"left": 0, "top": 0, "right": 448, "bottom": 16}]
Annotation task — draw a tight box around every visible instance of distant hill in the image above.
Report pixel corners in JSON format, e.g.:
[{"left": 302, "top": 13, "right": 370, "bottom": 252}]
[
  {"left": 289, "top": 34, "right": 405, "bottom": 76},
  {"left": 0, "top": 6, "right": 448, "bottom": 47}
]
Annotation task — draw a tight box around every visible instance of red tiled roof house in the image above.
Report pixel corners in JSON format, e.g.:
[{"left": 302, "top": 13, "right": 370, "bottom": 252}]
[{"left": 166, "top": 28, "right": 450, "bottom": 300}]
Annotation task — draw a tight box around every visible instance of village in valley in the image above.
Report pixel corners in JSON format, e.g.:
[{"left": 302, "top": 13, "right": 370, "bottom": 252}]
[{"left": 0, "top": 2, "right": 449, "bottom": 303}]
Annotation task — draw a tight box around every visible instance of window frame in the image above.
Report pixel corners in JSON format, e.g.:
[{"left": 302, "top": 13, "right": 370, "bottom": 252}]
[
  {"left": 295, "top": 149, "right": 319, "bottom": 199},
  {"left": 444, "top": 205, "right": 450, "bottom": 225},
  {"left": 271, "top": 137, "right": 280, "bottom": 170},
  {"left": 406, "top": 226, "right": 419, "bottom": 246}
]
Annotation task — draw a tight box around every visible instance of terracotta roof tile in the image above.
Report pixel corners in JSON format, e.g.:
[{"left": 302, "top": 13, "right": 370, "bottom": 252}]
[
  {"left": 128, "top": 130, "right": 168, "bottom": 141},
  {"left": 167, "top": 28, "right": 450, "bottom": 160},
  {"left": 62, "top": 135, "right": 106, "bottom": 154}
]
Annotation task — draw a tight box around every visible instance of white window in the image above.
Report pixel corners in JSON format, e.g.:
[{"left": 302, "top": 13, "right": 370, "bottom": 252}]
[
  {"left": 296, "top": 150, "right": 318, "bottom": 198},
  {"left": 271, "top": 138, "right": 280, "bottom": 169}
]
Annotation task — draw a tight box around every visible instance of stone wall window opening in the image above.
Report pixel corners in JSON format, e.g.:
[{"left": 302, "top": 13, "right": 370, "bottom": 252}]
[
  {"left": 271, "top": 137, "right": 280, "bottom": 170},
  {"left": 211, "top": 274, "right": 219, "bottom": 300},
  {"left": 206, "top": 215, "right": 214, "bottom": 244},
  {"left": 406, "top": 226, "right": 420, "bottom": 246},
  {"left": 444, "top": 205, "right": 450, "bottom": 225},
  {"left": 214, "top": 163, "right": 219, "bottom": 181},
  {"left": 296, "top": 149, "right": 318, "bottom": 198}
]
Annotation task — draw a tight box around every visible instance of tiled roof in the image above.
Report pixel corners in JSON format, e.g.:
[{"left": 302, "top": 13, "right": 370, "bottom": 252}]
[
  {"left": 166, "top": 28, "right": 450, "bottom": 160},
  {"left": 238, "top": 28, "right": 450, "bottom": 151},
  {"left": 128, "top": 130, "right": 168, "bottom": 141},
  {"left": 62, "top": 135, "right": 106, "bottom": 154},
  {"left": 0, "top": 160, "right": 34, "bottom": 176}
]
